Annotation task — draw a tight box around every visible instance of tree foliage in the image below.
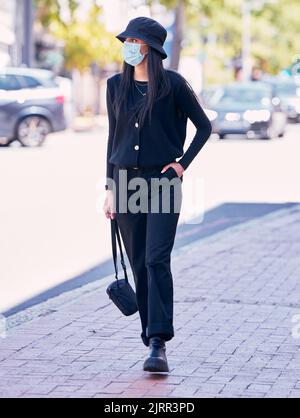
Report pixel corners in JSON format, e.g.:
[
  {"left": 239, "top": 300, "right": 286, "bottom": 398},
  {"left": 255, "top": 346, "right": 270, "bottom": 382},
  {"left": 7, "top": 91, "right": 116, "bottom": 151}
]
[
  {"left": 35, "top": 0, "right": 300, "bottom": 81},
  {"left": 149, "top": 0, "right": 300, "bottom": 82},
  {"left": 34, "top": 0, "right": 121, "bottom": 72}
]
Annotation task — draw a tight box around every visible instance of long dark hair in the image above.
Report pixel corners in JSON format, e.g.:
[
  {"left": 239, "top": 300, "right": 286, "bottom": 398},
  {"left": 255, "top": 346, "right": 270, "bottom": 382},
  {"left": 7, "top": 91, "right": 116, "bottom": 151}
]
[{"left": 114, "top": 47, "right": 172, "bottom": 129}]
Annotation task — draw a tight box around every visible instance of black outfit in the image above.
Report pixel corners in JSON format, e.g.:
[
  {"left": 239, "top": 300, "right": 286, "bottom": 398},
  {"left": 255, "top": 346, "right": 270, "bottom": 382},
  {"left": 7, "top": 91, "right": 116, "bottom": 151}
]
[
  {"left": 105, "top": 69, "right": 212, "bottom": 188},
  {"left": 113, "top": 163, "right": 182, "bottom": 347},
  {"left": 105, "top": 70, "right": 211, "bottom": 347}
]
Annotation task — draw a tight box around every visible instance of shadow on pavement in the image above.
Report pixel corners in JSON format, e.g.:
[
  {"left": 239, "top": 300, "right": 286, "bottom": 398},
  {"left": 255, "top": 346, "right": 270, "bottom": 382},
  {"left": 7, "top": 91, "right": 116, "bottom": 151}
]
[{"left": 4, "top": 201, "right": 298, "bottom": 317}]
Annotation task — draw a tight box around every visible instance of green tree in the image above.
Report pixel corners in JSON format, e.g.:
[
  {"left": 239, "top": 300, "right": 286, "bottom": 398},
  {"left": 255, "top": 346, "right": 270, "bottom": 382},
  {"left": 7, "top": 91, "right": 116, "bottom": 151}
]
[
  {"left": 251, "top": 0, "right": 300, "bottom": 74},
  {"left": 149, "top": 0, "right": 300, "bottom": 84},
  {"left": 34, "top": 0, "right": 121, "bottom": 73},
  {"left": 147, "top": 0, "right": 241, "bottom": 83}
]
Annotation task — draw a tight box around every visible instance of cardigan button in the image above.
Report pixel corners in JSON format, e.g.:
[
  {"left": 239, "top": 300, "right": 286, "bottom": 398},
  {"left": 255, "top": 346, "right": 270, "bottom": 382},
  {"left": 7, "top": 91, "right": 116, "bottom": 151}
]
[
  {"left": 135, "top": 122, "right": 139, "bottom": 128},
  {"left": 134, "top": 145, "right": 139, "bottom": 150}
]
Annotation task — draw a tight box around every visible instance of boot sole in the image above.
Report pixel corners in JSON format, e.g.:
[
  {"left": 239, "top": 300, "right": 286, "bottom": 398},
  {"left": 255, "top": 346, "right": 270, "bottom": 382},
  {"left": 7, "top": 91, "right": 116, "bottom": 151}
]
[{"left": 143, "top": 357, "right": 169, "bottom": 373}]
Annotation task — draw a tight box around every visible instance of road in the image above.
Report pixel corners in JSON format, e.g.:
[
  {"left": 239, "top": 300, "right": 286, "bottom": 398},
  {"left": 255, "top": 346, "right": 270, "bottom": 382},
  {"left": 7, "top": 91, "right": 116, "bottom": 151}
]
[{"left": 0, "top": 120, "right": 299, "bottom": 313}]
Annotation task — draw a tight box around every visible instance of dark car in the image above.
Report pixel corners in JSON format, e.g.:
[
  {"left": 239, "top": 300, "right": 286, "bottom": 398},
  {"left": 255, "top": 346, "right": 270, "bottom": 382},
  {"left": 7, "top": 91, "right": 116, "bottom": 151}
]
[
  {"left": 0, "top": 67, "right": 66, "bottom": 146},
  {"left": 206, "top": 81, "right": 287, "bottom": 139},
  {"left": 269, "top": 78, "right": 300, "bottom": 122}
]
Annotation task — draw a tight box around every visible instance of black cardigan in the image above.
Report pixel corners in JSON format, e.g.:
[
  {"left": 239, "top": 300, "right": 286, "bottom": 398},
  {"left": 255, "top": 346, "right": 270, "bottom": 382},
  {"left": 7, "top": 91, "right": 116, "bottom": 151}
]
[{"left": 105, "top": 69, "right": 212, "bottom": 189}]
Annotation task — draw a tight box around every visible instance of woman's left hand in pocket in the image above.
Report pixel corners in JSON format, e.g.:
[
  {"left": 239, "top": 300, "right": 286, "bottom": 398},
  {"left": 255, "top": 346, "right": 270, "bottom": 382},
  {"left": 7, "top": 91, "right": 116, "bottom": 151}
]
[{"left": 161, "top": 162, "right": 184, "bottom": 177}]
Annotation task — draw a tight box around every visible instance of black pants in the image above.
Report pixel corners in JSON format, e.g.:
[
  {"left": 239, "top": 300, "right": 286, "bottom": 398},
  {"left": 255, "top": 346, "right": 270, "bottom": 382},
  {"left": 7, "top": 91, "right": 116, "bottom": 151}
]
[{"left": 112, "top": 164, "right": 183, "bottom": 347}]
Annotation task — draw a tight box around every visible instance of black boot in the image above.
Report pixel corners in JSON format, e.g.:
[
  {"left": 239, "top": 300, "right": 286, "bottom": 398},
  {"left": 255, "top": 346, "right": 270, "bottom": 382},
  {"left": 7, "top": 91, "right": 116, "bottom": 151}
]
[{"left": 143, "top": 336, "right": 169, "bottom": 373}]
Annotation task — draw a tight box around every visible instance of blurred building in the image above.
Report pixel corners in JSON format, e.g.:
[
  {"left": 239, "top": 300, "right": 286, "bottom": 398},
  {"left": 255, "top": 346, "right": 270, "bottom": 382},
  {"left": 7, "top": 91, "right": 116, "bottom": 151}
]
[
  {"left": 0, "top": 1, "right": 18, "bottom": 67},
  {"left": 0, "top": 0, "right": 34, "bottom": 68},
  {"left": 102, "top": 0, "right": 131, "bottom": 32}
]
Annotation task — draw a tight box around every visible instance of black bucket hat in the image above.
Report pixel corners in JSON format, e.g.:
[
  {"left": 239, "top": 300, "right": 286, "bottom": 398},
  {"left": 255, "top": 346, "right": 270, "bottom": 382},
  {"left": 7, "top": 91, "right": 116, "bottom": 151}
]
[{"left": 116, "top": 16, "right": 168, "bottom": 60}]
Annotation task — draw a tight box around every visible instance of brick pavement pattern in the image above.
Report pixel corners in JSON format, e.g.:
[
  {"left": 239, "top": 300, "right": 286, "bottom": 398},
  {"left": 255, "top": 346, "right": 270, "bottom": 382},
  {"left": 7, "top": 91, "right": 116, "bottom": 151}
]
[{"left": 0, "top": 204, "right": 300, "bottom": 398}]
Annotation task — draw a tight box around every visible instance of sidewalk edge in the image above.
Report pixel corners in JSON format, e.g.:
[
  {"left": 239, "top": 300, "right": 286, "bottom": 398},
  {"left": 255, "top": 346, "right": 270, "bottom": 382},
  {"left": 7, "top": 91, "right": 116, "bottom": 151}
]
[{"left": 5, "top": 203, "right": 300, "bottom": 331}]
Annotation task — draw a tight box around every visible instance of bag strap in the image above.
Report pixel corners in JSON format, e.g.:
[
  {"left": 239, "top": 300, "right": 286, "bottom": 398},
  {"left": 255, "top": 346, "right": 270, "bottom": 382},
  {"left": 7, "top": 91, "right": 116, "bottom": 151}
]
[{"left": 110, "top": 218, "right": 129, "bottom": 285}]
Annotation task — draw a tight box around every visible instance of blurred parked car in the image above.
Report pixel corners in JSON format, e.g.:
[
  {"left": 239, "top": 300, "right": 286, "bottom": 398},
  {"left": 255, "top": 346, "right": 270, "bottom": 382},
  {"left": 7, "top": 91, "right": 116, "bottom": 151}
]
[
  {"left": 205, "top": 81, "right": 287, "bottom": 139},
  {"left": 269, "top": 78, "right": 300, "bottom": 123},
  {"left": 0, "top": 67, "right": 66, "bottom": 147}
]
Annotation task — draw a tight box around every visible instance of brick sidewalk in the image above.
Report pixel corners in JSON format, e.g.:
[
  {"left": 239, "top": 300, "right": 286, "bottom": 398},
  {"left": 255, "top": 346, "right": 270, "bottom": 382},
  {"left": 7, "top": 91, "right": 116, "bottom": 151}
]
[{"left": 1, "top": 204, "right": 300, "bottom": 398}]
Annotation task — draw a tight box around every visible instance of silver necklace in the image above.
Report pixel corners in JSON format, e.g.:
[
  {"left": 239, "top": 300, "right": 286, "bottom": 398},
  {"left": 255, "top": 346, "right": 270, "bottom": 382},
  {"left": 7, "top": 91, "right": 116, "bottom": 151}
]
[{"left": 134, "top": 80, "right": 147, "bottom": 96}]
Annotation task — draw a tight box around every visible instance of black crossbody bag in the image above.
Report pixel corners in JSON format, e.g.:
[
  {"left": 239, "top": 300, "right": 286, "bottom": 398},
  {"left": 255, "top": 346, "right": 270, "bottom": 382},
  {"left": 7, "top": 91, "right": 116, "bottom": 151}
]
[{"left": 106, "top": 218, "right": 138, "bottom": 316}]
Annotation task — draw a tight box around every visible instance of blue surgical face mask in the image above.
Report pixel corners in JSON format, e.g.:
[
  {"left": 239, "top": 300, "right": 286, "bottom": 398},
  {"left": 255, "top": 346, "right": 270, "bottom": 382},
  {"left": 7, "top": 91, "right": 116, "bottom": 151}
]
[{"left": 122, "top": 41, "right": 148, "bottom": 66}]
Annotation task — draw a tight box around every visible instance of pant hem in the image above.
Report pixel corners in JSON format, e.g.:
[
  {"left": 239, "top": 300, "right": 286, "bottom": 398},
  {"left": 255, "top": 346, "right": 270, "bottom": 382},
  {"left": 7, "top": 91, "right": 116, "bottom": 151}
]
[{"left": 146, "top": 322, "right": 174, "bottom": 342}]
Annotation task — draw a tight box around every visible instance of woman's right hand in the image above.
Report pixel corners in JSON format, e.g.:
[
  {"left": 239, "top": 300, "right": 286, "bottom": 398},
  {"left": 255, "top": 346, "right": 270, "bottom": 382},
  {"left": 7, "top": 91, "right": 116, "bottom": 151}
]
[{"left": 103, "top": 190, "right": 116, "bottom": 219}]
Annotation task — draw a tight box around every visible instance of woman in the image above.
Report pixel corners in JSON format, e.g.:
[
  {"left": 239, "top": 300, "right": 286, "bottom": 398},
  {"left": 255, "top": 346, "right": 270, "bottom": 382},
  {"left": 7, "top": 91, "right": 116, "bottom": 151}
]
[{"left": 103, "top": 16, "right": 212, "bottom": 373}]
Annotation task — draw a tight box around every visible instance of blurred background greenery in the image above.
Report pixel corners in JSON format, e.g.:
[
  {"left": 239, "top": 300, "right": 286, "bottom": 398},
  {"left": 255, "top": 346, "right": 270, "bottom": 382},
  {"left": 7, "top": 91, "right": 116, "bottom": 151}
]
[{"left": 1, "top": 0, "right": 300, "bottom": 116}]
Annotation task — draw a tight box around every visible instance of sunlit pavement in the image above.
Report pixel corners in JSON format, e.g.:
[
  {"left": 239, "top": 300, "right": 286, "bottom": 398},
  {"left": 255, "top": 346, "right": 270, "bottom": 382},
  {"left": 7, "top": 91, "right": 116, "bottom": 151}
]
[
  {"left": 0, "top": 202, "right": 299, "bottom": 398},
  {"left": 0, "top": 121, "right": 299, "bottom": 313}
]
